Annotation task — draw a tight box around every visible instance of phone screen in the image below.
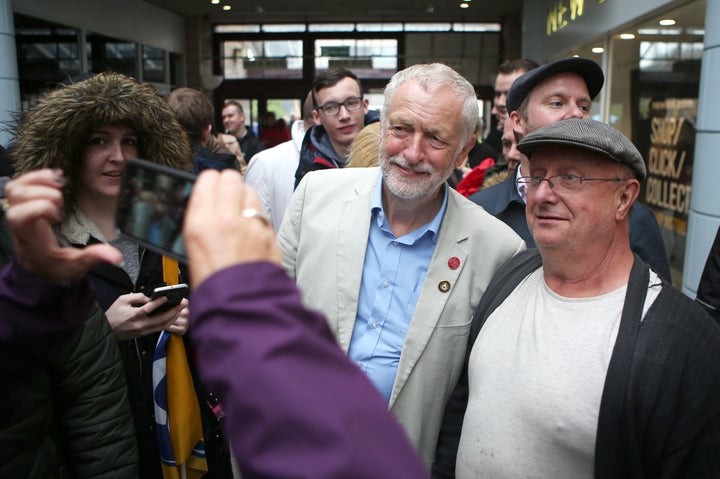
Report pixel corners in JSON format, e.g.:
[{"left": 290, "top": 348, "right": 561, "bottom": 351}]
[{"left": 116, "top": 158, "right": 196, "bottom": 262}]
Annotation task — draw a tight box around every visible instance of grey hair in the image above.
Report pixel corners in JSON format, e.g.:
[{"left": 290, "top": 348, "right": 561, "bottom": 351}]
[{"left": 381, "top": 63, "right": 479, "bottom": 150}]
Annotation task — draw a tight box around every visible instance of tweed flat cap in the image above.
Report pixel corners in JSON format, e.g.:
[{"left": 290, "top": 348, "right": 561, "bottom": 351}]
[
  {"left": 506, "top": 57, "right": 604, "bottom": 115},
  {"left": 517, "top": 118, "right": 647, "bottom": 181}
]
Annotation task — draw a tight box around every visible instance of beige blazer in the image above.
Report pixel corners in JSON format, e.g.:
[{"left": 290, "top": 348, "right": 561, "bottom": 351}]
[{"left": 278, "top": 167, "right": 525, "bottom": 468}]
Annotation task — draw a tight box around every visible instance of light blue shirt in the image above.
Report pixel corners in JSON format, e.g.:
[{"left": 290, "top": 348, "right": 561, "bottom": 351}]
[{"left": 348, "top": 176, "right": 448, "bottom": 403}]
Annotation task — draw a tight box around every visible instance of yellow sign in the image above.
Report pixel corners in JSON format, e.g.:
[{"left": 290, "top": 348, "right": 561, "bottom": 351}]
[{"left": 546, "top": 0, "right": 607, "bottom": 36}]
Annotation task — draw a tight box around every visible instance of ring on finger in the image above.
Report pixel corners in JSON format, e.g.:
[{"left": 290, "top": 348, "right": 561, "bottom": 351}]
[{"left": 241, "top": 208, "right": 272, "bottom": 227}]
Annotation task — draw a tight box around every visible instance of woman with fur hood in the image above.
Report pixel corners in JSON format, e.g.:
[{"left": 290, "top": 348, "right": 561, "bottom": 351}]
[{"left": 12, "top": 73, "right": 232, "bottom": 478}]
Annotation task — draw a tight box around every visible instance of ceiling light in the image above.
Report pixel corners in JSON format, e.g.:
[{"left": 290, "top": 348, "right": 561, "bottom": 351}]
[
  {"left": 659, "top": 19, "right": 676, "bottom": 26},
  {"left": 460, "top": 2, "right": 469, "bottom": 8},
  {"left": 223, "top": 4, "right": 231, "bottom": 10},
  {"left": 211, "top": 0, "right": 219, "bottom": 4},
  {"left": 620, "top": 33, "right": 636, "bottom": 39},
  {"left": 591, "top": 47, "right": 605, "bottom": 54}
]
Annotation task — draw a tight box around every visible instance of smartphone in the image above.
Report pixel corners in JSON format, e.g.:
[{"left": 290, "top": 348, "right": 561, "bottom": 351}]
[
  {"left": 150, "top": 283, "right": 189, "bottom": 315},
  {"left": 116, "top": 158, "right": 196, "bottom": 262}
]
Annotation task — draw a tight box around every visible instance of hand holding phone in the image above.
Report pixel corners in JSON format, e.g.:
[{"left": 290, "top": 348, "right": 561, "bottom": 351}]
[{"left": 150, "top": 283, "right": 189, "bottom": 315}]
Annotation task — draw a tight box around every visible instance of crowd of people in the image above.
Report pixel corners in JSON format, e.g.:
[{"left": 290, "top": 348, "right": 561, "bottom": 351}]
[{"left": 2, "top": 56, "right": 720, "bottom": 479}]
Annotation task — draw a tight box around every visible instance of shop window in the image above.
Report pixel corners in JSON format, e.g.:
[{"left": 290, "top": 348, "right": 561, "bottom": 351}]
[
  {"left": 14, "top": 14, "right": 81, "bottom": 93},
  {"left": 221, "top": 40, "right": 303, "bottom": 79},
  {"left": 87, "top": 33, "right": 136, "bottom": 77},
  {"left": 143, "top": 46, "right": 166, "bottom": 83},
  {"left": 314, "top": 39, "right": 397, "bottom": 79}
]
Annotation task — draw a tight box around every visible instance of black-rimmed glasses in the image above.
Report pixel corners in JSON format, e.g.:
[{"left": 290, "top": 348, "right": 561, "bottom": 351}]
[{"left": 315, "top": 96, "right": 363, "bottom": 116}]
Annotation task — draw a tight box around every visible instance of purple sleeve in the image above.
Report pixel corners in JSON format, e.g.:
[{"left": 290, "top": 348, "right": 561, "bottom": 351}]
[
  {"left": 189, "top": 262, "right": 429, "bottom": 479},
  {"left": 0, "top": 259, "right": 97, "bottom": 425}
]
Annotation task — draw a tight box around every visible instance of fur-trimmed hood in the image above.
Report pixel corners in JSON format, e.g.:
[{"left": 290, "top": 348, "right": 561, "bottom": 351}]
[{"left": 12, "top": 72, "right": 193, "bottom": 212}]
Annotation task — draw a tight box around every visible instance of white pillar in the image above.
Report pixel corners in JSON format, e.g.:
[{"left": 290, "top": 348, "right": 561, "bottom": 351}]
[
  {"left": 682, "top": 0, "right": 720, "bottom": 297},
  {"left": 0, "top": 0, "right": 19, "bottom": 147}
]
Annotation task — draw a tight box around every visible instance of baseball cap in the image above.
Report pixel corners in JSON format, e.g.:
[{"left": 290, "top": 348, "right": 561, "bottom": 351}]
[
  {"left": 505, "top": 57, "right": 604, "bottom": 115},
  {"left": 516, "top": 118, "right": 647, "bottom": 181}
]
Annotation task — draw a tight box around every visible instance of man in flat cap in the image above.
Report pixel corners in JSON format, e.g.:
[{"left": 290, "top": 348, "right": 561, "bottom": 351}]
[
  {"left": 433, "top": 118, "right": 720, "bottom": 478},
  {"left": 470, "top": 57, "right": 671, "bottom": 281}
]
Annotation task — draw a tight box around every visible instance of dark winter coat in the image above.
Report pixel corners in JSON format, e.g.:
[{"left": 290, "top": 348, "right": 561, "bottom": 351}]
[
  {"left": 0, "top": 214, "right": 138, "bottom": 478},
  {"left": 236, "top": 128, "right": 266, "bottom": 163},
  {"left": 192, "top": 144, "right": 239, "bottom": 174}
]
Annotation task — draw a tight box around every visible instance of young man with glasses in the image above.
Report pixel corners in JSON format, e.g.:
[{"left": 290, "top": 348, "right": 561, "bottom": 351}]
[
  {"left": 294, "top": 67, "right": 379, "bottom": 188},
  {"left": 434, "top": 118, "right": 720, "bottom": 478}
]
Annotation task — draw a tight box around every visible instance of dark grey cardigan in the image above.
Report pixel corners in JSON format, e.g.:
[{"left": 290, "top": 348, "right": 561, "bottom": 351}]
[{"left": 433, "top": 249, "right": 720, "bottom": 479}]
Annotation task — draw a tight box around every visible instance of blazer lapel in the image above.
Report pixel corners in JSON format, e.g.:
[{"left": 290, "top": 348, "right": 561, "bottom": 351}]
[
  {"left": 389, "top": 192, "right": 469, "bottom": 406},
  {"left": 334, "top": 173, "right": 377, "bottom": 351}
]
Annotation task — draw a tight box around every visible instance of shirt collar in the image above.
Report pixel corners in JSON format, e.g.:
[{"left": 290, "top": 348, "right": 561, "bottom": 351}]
[
  {"left": 514, "top": 165, "right": 527, "bottom": 204},
  {"left": 370, "top": 172, "right": 448, "bottom": 243}
]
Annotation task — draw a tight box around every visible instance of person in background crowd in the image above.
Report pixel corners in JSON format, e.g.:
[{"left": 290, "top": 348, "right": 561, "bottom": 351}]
[
  {"left": 222, "top": 100, "right": 266, "bottom": 162},
  {"left": 294, "top": 67, "right": 379, "bottom": 187},
  {"left": 0, "top": 168, "right": 137, "bottom": 477},
  {"left": 11, "top": 72, "right": 231, "bottom": 478},
  {"left": 481, "top": 58, "right": 540, "bottom": 154},
  {"left": 475, "top": 115, "right": 527, "bottom": 193},
  {"left": 433, "top": 118, "right": 720, "bottom": 479},
  {"left": 279, "top": 63, "right": 524, "bottom": 469},
  {"left": 492, "top": 59, "right": 541, "bottom": 128},
  {"left": 166, "top": 87, "right": 240, "bottom": 174},
  {"left": 259, "top": 111, "right": 291, "bottom": 148},
  {"left": 345, "top": 122, "right": 381, "bottom": 168},
  {"left": 466, "top": 117, "right": 499, "bottom": 170},
  {"left": 245, "top": 91, "right": 313, "bottom": 232}
]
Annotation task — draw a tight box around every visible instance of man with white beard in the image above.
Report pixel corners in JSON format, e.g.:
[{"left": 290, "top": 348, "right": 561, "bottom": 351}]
[{"left": 278, "top": 63, "right": 525, "bottom": 470}]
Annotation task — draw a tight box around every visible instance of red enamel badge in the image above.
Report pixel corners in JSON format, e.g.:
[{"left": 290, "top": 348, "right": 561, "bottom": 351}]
[{"left": 448, "top": 257, "right": 460, "bottom": 270}]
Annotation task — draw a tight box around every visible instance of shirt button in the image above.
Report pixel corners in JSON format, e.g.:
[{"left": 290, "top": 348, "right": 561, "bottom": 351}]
[
  {"left": 371, "top": 322, "right": 378, "bottom": 329},
  {"left": 392, "top": 241, "right": 398, "bottom": 246},
  {"left": 382, "top": 280, "right": 389, "bottom": 288}
]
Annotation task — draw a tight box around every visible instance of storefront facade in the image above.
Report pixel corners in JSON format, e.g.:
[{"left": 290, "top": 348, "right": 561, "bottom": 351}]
[{"left": 520, "top": 0, "right": 717, "bottom": 297}]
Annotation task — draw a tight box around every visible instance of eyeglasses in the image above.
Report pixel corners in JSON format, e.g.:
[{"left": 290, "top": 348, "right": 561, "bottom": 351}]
[
  {"left": 315, "top": 96, "right": 363, "bottom": 116},
  {"left": 516, "top": 174, "right": 626, "bottom": 192}
]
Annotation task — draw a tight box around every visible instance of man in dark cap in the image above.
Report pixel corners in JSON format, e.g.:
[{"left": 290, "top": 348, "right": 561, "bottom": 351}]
[
  {"left": 434, "top": 118, "right": 720, "bottom": 479},
  {"left": 470, "top": 56, "right": 671, "bottom": 281}
]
